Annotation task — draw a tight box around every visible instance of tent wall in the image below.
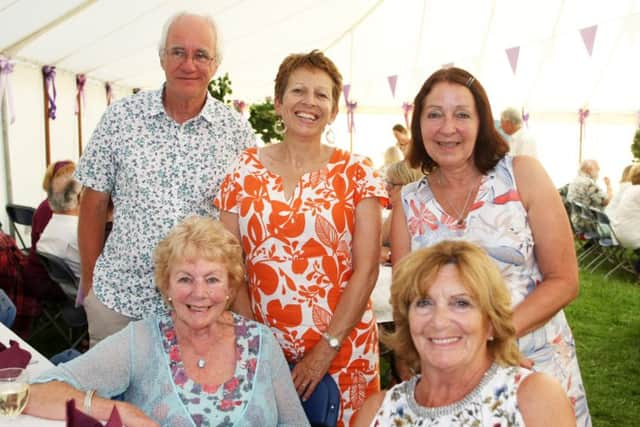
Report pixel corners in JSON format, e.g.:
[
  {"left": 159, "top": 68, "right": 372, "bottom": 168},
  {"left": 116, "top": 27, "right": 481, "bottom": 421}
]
[{"left": 0, "top": 60, "right": 130, "bottom": 225}]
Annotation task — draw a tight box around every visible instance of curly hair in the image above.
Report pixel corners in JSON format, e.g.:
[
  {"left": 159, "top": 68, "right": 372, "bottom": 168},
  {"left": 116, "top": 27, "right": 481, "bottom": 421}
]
[
  {"left": 383, "top": 240, "right": 521, "bottom": 372},
  {"left": 274, "top": 49, "right": 343, "bottom": 115},
  {"left": 154, "top": 216, "right": 245, "bottom": 306},
  {"left": 406, "top": 67, "right": 508, "bottom": 174}
]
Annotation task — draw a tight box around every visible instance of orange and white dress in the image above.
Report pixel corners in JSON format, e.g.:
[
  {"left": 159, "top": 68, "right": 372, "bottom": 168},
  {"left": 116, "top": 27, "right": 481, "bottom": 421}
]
[{"left": 215, "top": 146, "right": 387, "bottom": 425}]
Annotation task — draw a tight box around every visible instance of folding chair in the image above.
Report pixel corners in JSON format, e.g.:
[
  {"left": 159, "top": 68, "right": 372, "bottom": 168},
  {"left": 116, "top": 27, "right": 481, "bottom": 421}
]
[
  {"left": 30, "top": 251, "right": 88, "bottom": 350},
  {"left": 5, "top": 204, "right": 35, "bottom": 251}
]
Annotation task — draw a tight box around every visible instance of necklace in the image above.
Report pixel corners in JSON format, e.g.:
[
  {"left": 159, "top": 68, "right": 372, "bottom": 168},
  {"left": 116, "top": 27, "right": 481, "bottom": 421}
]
[
  {"left": 437, "top": 170, "right": 481, "bottom": 226},
  {"left": 197, "top": 358, "right": 206, "bottom": 369}
]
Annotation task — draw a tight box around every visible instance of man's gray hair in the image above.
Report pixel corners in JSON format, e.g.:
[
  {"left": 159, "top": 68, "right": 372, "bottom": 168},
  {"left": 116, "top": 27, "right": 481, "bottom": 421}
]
[
  {"left": 158, "top": 12, "right": 223, "bottom": 64},
  {"left": 500, "top": 107, "right": 522, "bottom": 126},
  {"left": 48, "top": 177, "right": 82, "bottom": 212}
]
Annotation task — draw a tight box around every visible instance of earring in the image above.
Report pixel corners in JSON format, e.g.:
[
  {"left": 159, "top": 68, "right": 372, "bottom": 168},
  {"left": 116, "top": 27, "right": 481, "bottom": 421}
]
[
  {"left": 274, "top": 118, "right": 287, "bottom": 135},
  {"left": 225, "top": 295, "right": 230, "bottom": 301},
  {"left": 488, "top": 336, "right": 494, "bottom": 341},
  {"left": 325, "top": 125, "right": 335, "bottom": 145}
]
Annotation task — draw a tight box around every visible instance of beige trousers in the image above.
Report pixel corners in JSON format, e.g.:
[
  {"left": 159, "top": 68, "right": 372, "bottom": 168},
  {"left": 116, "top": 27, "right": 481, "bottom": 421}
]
[{"left": 84, "top": 289, "right": 133, "bottom": 348}]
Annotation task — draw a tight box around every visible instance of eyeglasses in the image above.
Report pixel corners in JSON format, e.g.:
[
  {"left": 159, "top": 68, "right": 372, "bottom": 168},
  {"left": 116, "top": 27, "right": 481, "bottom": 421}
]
[{"left": 163, "top": 47, "right": 215, "bottom": 66}]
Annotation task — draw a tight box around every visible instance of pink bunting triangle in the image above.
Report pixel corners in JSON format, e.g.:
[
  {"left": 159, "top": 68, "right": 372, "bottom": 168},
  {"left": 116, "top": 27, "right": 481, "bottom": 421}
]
[
  {"left": 580, "top": 25, "right": 598, "bottom": 56},
  {"left": 505, "top": 46, "right": 520, "bottom": 75},
  {"left": 387, "top": 75, "right": 397, "bottom": 98},
  {"left": 342, "top": 84, "right": 351, "bottom": 103}
]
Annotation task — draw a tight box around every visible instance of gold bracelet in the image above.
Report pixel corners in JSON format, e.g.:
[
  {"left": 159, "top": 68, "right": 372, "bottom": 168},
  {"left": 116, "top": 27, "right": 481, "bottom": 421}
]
[{"left": 83, "top": 389, "right": 96, "bottom": 415}]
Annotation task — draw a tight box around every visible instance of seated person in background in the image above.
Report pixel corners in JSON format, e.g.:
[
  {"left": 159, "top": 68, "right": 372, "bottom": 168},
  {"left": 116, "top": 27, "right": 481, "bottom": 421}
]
[
  {"left": 379, "top": 145, "right": 403, "bottom": 176},
  {"left": 567, "top": 159, "right": 612, "bottom": 231},
  {"left": 37, "top": 175, "right": 82, "bottom": 279},
  {"left": 392, "top": 123, "right": 411, "bottom": 157},
  {"left": 610, "top": 164, "right": 640, "bottom": 249},
  {"left": 0, "top": 288, "right": 17, "bottom": 328},
  {"left": 605, "top": 164, "right": 633, "bottom": 218},
  {"left": 25, "top": 217, "right": 309, "bottom": 426},
  {"left": 23, "top": 160, "right": 76, "bottom": 302},
  {"left": 380, "top": 161, "right": 423, "bottom": 264},
  {"left": 355, "top": 240, "right": 575, "bottom": 427}
]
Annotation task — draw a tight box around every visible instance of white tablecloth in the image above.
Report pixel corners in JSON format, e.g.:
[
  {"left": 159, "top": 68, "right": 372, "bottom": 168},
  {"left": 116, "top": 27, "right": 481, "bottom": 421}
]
[
  {"left": 0, "top": 323, "right": 64, "bottom": 426},
  {"left": 372, "top": 265, "right": 393, "bottom": 323}
]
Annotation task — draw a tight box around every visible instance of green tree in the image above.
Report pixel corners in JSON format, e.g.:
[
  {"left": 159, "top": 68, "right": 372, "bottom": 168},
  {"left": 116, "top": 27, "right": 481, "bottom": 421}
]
[
  {"left": 207, "top": 73, "right": 233, "bottom": 104},
  {"left": 632, "top": 128, "right": 640, "bottom": 161},
  {"left": 248, "top": 99, "right": 282, "bottom": 144}
]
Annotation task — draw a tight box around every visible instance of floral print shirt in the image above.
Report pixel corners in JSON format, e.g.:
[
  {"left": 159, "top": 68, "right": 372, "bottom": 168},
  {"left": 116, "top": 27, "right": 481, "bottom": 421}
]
[
  {"left": 566, "top": 172, "right": 607, "bottom": 231},
  {"left": 371, "top": 364, "right": 532, "bottom": 426},
  {"left": 160, "top": 314, "right": 260, "bottom": 426},
  {"left": 75, "top": 88, "right": 255, "bottom": 318}
]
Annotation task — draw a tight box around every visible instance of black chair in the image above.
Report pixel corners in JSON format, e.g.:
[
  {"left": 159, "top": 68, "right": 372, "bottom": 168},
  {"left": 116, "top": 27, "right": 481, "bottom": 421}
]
[
  {"left": 5, "top": 204, "right": 35, "bottom": 251},
  {"left": 30, "top": 251, "right": 88, "bottom": 350}
]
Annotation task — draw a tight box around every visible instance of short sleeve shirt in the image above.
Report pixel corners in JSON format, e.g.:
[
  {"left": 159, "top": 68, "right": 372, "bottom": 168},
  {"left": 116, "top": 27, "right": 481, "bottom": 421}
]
[{"left": 75, "top": 88, "right": 255, "bottom": 319}]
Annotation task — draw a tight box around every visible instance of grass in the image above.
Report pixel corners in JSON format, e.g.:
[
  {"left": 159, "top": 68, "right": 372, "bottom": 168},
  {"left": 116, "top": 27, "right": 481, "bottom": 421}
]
[{"left": 564, "top": 267, "right": 640, "bottom": 426}]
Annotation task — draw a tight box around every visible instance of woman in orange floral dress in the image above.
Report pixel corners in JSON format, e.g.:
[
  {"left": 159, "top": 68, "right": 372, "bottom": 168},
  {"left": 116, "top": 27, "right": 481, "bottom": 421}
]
[{"left": 215, "top": 50, "right": 387, "bottom": 425}]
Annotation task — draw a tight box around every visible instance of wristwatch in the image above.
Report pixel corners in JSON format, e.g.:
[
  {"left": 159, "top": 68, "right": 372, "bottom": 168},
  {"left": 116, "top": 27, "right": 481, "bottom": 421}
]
[{"left": 322, "top": 332, "right": 341, "bottom": 351}]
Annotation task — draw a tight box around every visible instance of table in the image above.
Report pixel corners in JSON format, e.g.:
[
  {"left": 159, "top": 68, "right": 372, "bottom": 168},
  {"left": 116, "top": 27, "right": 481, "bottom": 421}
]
[
  {"left": 372, "top": 265, "right": 393, "bottom": 323},
  {"left": 0, "top": 323, "right": 64, "bottom": 426}
]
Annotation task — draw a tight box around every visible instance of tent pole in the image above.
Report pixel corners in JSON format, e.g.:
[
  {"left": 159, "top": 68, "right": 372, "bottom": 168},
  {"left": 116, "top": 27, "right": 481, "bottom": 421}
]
[
  {"left": 1, "top": 95, "right": 14, "bottom": 207},
  {"left": 42, "top": 74, "right": 51, "bottom": 167},
  {"left": 76, "top": 91, "right": 83, "bottom": 157}
]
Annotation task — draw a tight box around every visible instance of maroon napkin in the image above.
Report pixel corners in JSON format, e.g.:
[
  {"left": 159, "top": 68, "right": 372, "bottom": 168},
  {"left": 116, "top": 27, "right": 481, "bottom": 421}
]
[
  {"left": 0, "top": 340, "right": 32, "bottom": 368},
  {"left": 66, "top": 399, "right": 123, "bottom": 427}
]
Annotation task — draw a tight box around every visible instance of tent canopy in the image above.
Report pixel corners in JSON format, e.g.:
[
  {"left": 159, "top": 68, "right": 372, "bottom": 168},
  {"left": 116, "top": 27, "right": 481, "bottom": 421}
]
[{"left": 2, "top": 0, "right": 639, "bottom": 113}]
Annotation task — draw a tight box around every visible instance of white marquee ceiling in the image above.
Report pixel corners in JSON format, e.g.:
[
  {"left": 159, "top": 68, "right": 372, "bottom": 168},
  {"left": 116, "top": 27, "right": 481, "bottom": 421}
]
[{"left": 1, "top": 0, "right": 640, "bottom": 114}]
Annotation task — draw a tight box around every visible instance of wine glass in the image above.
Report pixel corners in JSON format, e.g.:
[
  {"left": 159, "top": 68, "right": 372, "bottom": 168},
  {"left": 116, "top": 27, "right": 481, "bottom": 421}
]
[{"left": 0, "top": 367, "right": 30, "bottom": 419}]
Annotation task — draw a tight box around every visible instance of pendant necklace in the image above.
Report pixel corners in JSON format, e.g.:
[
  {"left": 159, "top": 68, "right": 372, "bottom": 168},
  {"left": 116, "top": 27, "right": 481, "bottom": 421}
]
[
  {"left": 197, "top": 359, "right": 206, "bottom": 369},
  {"left": 438, "top": 170, "right": 481, "bottom": 226}
]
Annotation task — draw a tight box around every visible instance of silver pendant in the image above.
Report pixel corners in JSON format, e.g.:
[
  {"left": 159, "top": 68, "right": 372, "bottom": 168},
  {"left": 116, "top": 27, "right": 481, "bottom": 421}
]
[{"left": 197, "top": 359, "right": 206, "bottom": 369}]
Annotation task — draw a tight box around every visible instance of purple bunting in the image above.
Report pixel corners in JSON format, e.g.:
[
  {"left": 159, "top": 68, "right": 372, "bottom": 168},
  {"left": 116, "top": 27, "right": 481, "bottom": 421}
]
[
  {"left": 346, "top": 101, "right": 357, "bottom": 132},
  {"left": 387, "top": 75, "right": 397, "bottom": 98},
  {"left": 42, "top": 65, "right": 57, "bottom": 120},
  {"left": 521, "top": 108, "right": 529, "bottom": 128},
  {"left": 342, "top": 84, "right": 351, "bottom": 105},
  {"left": 579, "top": 108, "right": 590, "bottom": 125},
  {"left": 75, "top": 74, "right": 86, "bottom": 115},
  {"left": 505, "top": 46, "right": 520, "bottom": 75},
  {"left": 580, "top": 25, "right": 598, "bottom": 57},
  {"left": 402, "top": 102, "right": 413, "bottom": 128},
  {"left": 105, "top": 82, "right": 113, "bottom": 105},
  {"left": 233, "top": 99, "right": 246, "bottom": 115},
  {"left": 0, "top": 55, "right": 16, "bottom": 123}
]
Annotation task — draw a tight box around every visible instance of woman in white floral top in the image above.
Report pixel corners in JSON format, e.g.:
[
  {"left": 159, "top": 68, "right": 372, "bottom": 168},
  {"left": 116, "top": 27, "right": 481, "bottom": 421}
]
[
  {"left": 354, "top": 241, "right": 575, "bottom": 427},
  {"left": 26, "top": 217, "right": 309, "bottom": 426}
]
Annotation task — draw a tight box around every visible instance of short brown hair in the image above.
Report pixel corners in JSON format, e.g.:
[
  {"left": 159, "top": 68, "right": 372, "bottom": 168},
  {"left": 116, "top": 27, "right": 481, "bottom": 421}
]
[
  {"left": 384, "top": 240, "right": 521, "bottom": 372},
  {"left": 274, "top": 50, "right": 343, "bottom": 115},
  {"left": 406, "top": 67, "right": 508, "bottom": 174},
  {"left": 154, "top": 216, "right": 245, "bottom": 306}
]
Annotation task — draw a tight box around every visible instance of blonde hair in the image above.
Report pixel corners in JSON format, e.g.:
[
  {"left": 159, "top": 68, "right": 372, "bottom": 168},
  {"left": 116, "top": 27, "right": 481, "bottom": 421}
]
[
  {"left": 42, "top": 160, "right": 75, "bottom": 192},
  {"left": 629, "top": 164, "right": 640, "bottom": 185},
  {"left": 384, "top": 240, "right": 521, "bottom": 372},
  {"left": 154, "top": 217, "right": 245, "bottom": 305},
  {"left": 385, "top": 160, "right": 423, "bottom": 185}
]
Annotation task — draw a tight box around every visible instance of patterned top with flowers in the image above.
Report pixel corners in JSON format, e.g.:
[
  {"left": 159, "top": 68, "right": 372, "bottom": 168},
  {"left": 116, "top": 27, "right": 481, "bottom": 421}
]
[
  {"left": 371, "top": 364, "right": 533, "bottom": 426},
  {"left": 33, "top": 312, "right": 309, "bottom": 427},
  {"left": 400, "top": 155, "right": 591, "bottom": 427},
  {"left": 215, "top": 146, "right": 388, "bottom": 426}
]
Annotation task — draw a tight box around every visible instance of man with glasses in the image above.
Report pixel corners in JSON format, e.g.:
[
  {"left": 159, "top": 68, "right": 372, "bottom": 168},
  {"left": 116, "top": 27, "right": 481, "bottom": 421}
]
[{"left": 75, "top": 12, "right": 255, "bottom": 346}]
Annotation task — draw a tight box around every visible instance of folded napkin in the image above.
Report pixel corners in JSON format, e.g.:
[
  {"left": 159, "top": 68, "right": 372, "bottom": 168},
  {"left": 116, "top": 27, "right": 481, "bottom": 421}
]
[
  {"left": 66, "top": 398, "right": 122, "bottom": 427},
  {"left": 0, "top": 339, "right": 32, "bottom": 368}
]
